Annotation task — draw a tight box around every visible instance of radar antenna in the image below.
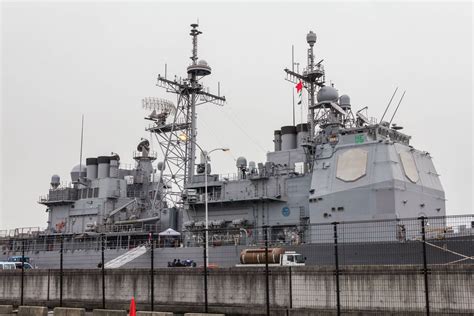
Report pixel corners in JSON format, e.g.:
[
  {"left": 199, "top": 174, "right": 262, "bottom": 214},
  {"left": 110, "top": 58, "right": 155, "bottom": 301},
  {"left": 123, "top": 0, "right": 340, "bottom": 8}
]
[
  {"left": 284, "top": 31, "right": 325, "bottom": 141},
  {"left": 144, "top": 23, "right": 226, "bottom": 218}
]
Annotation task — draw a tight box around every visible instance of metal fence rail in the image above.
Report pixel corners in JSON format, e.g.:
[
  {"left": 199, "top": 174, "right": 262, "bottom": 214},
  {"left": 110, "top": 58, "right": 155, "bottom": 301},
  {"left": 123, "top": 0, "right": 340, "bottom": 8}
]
[{"left": 0, "top": 215, "right": 472, "bottom": 315}]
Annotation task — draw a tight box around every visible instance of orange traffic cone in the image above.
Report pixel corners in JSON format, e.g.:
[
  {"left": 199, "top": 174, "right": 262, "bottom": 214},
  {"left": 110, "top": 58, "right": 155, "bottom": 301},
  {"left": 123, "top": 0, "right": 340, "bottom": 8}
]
[{"left": 129, "top": 297, "right": 136, "bottom": 316}]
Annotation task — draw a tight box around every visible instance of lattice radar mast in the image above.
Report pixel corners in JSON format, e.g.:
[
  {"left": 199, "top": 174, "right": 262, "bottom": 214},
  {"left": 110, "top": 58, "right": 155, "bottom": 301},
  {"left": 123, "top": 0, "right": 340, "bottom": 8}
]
[{"left": 143, "top": 23, "right": 225, "bottom": 214}]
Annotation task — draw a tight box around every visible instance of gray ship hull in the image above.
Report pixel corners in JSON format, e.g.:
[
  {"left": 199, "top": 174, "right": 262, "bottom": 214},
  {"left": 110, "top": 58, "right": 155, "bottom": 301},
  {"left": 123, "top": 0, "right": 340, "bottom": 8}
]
[{"left": 2, "top": 235, "right": 472, "bottom": 269}]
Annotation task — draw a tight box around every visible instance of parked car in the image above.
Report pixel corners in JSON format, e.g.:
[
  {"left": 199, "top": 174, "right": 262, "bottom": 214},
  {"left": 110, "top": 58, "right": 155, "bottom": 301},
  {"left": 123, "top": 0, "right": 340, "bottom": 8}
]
[
  {"left": 14, "top": 262, "right": 33, "bottom": 270},
  {"left": 8, "top": 256, "right": 30, "bottom": 263},
  {"left": 0, "top": 262, "right": 17, "bottom": 270}
]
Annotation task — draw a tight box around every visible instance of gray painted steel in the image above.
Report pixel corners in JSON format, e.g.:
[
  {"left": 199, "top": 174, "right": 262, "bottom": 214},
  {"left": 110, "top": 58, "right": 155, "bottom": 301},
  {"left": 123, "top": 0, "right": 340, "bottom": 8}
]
[{"left": 1, "top": 27, "right": 450, "bottom": 268}]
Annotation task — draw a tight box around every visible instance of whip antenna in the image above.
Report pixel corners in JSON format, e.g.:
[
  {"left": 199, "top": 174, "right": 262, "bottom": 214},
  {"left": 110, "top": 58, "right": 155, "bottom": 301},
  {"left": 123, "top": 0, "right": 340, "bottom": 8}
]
[
  {"left": 379, "top": 87, "right": 398, "bottom": 123},
  {"left": 79, "top": 114, "right": 84, "bottom": 183},
  {"left": 389, "top": 91, "right": 406, "bottom": 126}
]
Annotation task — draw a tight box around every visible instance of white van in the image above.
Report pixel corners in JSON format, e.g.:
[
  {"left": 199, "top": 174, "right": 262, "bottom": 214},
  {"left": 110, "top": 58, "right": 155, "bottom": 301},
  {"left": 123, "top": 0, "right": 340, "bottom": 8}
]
[{"left": 0, "top": 262, "right": 16, "bottom": 270}]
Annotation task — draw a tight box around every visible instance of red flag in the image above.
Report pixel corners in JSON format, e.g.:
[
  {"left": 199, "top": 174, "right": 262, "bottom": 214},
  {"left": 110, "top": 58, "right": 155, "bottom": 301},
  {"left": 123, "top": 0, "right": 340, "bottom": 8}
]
[
  {"left": 296, "top": 81, "right": 303, "bottom": 105},
  {"left": 296, "top": 80, "right": 303, "bottom": 92},
  {"left": 129, "top": 297, "right": 136, "bottom": 316}
]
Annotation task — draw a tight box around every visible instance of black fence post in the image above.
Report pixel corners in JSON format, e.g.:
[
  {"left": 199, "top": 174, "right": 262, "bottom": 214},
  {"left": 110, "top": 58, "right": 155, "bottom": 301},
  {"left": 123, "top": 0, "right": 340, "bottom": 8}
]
[
  {"left": 264, "top": 225, "right": 270, "bottom": 316},
  {"left": 333, "top": 222, "right": 341, "bottom": 316},
  {"left": 150, "top": 232, "right": 155, "bottom": 311},
  {"left": 20, "top": 239, "right": 25, "bottom": 306},
  {"left": 288, "top": 266, "right": 293, "bottom": 310},
  {"left": 60, "top": 235, "right": 64, "bottom": 307},
  {"left": 47, "top": 269, "right": 51, "bottom": 302},
  {"left": 203, "top": 228, "right": 208, "bottom": 313},
  {"left": 101, "top": 233, "right": 106, "bottom": 309},
  {"left": 419, "top": 216, "right": 430, "bottom": 316}
]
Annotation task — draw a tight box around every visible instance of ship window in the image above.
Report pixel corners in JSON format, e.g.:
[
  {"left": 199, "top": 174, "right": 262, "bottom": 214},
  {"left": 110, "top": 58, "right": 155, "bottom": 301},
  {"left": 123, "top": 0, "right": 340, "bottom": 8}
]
[
  {"left": 94, "top": 188, "right": 99, "bottom": 197},
  {"left": 336, "top": 148, "right": 368, "bottom": 182},
  {"left": 337, "top": 207, "right": 344, "bottom": 211},
  {"left": 88, "top": 188, "right": 93, "bottom": 198},
  {"left": 82, "top": 189, "right": 87, "bottom": 199}
]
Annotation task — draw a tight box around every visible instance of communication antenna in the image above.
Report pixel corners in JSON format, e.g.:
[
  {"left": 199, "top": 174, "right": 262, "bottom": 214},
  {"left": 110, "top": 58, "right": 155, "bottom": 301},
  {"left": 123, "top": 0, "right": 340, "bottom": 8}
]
[
  {"left": 379, "top": 87, "right": 398, "bottom": 123},
  {"left": 389, "top": 90, "right": 406, "bottom": 126},
  {"left": 145, "top": 23, "right": 226, "bottom": 215},
  {"left": 291, "top": 45, "right": 295, "bottom": 126},
  {"left": 284, "top": 30, "right": 325, "bottom": 139},
  {"left": 78, "top": 114, "right": 84, "bottom": 183}
]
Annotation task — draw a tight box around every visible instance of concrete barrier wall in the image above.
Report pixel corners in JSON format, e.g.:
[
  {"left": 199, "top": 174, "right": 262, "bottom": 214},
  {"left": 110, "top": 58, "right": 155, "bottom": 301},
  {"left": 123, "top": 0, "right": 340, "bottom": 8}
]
[
  {"left": 53, "top": 307, "right": 85, "bottom": 316},
  {"left": 0, "top": 305, "right": 13, "bottom": 314},
  {"left": 18, "top": 306, "right": 48, "bottom": 316},
  {"left": 0, "top": 265, "right": 472, "bottom": 314}
]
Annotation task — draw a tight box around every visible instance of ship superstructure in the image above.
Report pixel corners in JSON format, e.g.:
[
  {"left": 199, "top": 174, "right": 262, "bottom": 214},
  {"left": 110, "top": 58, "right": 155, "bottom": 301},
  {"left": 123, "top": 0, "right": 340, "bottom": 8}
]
[{"left": 37, "top": 25, "right": 445, "bottom": 244}]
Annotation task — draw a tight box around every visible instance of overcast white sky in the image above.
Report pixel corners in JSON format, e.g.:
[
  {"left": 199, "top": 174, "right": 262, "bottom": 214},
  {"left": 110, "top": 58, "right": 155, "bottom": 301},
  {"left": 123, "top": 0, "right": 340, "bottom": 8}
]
[{"left": 1, "top": 1, "right": 472, "bottom": 230}]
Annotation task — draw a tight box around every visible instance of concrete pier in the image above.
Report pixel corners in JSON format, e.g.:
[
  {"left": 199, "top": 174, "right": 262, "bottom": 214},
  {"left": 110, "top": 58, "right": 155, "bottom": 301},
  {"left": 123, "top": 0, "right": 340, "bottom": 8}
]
[{"left": 0, "top": 265, "right": 472, "bottom": 315}]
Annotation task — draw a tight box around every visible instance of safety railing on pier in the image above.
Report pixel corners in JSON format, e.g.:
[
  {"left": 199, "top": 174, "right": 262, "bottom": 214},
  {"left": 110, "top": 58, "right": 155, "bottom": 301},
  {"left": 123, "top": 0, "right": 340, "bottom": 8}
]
[{"left": 0, "top": 214, "right": 472, "bottom": 315}]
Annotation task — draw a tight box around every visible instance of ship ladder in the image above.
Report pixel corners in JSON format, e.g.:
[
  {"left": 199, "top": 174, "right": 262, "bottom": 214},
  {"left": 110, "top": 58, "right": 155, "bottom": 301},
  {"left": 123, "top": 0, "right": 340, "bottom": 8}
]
[{"left": 104, "top": 244, "right": 148, "bottom": 268}]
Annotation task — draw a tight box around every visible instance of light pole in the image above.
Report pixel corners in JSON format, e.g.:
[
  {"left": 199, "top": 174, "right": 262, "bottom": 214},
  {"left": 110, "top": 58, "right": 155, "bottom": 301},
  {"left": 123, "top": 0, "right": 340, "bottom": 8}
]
[
  {"left": 179, "top": 133, "right": 229, "bottom": 266},
  {"left": 202, "top": 147, "right": 229, "bottom": 265}
]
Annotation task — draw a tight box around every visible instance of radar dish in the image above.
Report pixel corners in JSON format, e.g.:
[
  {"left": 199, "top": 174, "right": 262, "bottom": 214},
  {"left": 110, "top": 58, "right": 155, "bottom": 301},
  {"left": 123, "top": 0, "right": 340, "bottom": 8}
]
[{"left": 142, "top": 97, "right": 176, "bottom": 114}]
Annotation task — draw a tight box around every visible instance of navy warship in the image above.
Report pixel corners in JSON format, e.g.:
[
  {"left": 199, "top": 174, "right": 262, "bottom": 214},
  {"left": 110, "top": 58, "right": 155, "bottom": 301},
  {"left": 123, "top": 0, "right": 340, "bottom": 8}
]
[{"left": 2, "top": 24, "right": 468, "bottom": 269}]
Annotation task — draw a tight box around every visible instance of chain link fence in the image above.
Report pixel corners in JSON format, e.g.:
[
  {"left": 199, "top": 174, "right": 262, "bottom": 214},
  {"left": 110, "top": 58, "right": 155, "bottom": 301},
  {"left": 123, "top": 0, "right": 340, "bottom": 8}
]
[{"left": 0, "top": 215, "right": 472, "bottom": 315}]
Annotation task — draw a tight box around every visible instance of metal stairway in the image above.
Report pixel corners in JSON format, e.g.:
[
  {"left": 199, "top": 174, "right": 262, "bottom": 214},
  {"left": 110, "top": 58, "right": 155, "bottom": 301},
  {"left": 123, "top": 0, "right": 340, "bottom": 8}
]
[{"left": 104, "top": 245, "right": 148, "bottom": 268}]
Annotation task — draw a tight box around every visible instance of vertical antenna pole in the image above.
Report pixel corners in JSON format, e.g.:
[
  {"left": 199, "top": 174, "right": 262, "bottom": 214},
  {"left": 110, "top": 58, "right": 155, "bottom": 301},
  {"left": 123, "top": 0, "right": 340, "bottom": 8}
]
[
  {"left": 292, "top": 45, "right": 295, "bottom": 126},
  {"left": 165, "top": 64, "right": 167, "bottom": 79},
  {"left": 79, "top": 114, "right": 84, "bottom": 181},
  {"left": 187, "top": 23, "right": 202, "bottom": 183}
]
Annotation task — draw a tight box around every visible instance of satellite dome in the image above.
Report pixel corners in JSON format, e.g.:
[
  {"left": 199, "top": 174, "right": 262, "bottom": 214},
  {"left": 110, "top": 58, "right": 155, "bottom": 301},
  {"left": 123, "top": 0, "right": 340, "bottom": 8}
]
[
  {"left": 50, "top": 174, "right": 60, "bottom": 189},
  {"left": 198, "top": 59, "right": 208, "bottom": 66},
  {"left": 70, "top": 164, "right": 86, "bottom": 182},
  {"left": 317, "top": 86, "right": 339, "bottom": 102},
  {"left": 157, "top": 162, "right": 165, "bottom": 171},
  {"left": 51, "top": 174, "right": 60, "bottom": 183},
  {"left": 339, "top": 94, "right": 351, "bottom": 108},
  {"left": 187, "top": 59, "right": 212, "bottom": 76},
  {"left": 71, "top": 164, "right": 87, "bottom": 173},
  {"left": 306, "top": 31, "right": 317, "bottom": 46},
  {"left": 236, "top": 157, "right": 247, "bottom": 169}
]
